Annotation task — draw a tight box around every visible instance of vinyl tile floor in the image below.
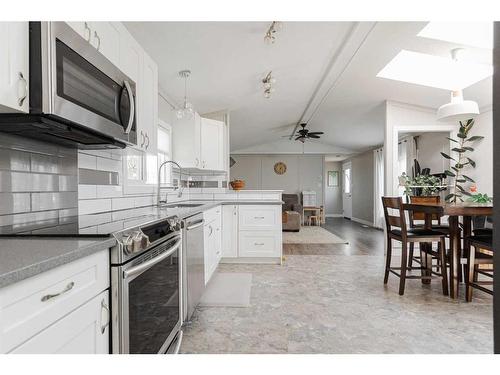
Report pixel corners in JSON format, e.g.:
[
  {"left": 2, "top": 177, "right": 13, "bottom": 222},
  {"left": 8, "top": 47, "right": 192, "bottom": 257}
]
[{"left": 180, "top": 218, "right": 493, "bottom": 354}]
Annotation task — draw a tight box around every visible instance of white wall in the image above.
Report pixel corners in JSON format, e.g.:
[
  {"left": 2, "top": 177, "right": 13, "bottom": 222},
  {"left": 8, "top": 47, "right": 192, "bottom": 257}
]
[
  {"left": 467, "top": 109, "right": 493, "bottom": 195},
  {"left": 324, "top": 161, "right": 342, "bottom": 216},
  {"left": 347, "top": 150, "right": 374, "bottom": 223},
  {"left": 231, "top": 154, "right": 324, "bottom": 205}
]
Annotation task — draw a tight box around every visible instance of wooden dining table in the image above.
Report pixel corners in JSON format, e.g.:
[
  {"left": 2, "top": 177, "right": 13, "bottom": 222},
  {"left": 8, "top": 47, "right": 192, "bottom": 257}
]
[{"left": 403, "top": 201, "right": 493, "bottom": 299}]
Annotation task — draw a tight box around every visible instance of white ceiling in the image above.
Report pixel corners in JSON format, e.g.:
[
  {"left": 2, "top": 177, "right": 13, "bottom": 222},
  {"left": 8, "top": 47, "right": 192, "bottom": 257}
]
[{"left": 125, "top": 21, "right": 493, "bottom": 154}]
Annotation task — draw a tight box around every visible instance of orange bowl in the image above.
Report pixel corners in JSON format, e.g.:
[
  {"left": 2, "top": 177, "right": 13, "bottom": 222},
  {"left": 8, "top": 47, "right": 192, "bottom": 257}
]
[{"left": 230, "top": 180, "right": 245, "bottom": 191}]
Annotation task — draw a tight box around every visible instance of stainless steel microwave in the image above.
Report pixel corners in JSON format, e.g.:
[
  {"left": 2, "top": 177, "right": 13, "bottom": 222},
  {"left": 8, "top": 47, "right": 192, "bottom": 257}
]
[{"left": 0, "top": 22, "right": 137, "bottom": 149}]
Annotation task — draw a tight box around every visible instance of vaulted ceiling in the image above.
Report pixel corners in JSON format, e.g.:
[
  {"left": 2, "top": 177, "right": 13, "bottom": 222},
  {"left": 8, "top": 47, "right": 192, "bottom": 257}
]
[{"left": 125, "top": 21, "right": 492, "bottom": 155}]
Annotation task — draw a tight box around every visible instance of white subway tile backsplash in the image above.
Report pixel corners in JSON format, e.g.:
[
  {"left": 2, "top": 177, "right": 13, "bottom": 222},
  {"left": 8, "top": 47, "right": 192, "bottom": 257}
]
[
  {"left": 96, "top": 185, "right": 123, "bottom": 198},
  {"left": 0, "top": 193, "right": 31, "bottom": 215},
  {"left": 78, "top": 153, "right": 97, "bottom": 170},
  {"left": 112, "top": 197, "right": 135, "bottom": 210},
  {"left": 97, "top": 157, "right": 122, "bottom": 173},
  {"left": 79, "top": 212, "right": 112, "bottom": 228},
  {"left": 79, "top": 199, "right": 112, "bottom": 215},
  {"left": 78, "top": 185, "right": 97, "bottom": 199},
  {"left": 31, "top": 192, "right": 78, "bottom": 211}
]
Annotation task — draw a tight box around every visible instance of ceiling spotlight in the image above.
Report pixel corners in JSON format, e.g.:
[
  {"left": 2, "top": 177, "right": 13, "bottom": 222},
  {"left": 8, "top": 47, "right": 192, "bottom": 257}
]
[
  {"left": 262, "top": 71, "right": 276, "bottom": 98},
  {"left": 264, "top": 21, "right": 283, "bottom": 44},
  {"left": 176, "top": 70, "right": 195, "bottom": 120}
]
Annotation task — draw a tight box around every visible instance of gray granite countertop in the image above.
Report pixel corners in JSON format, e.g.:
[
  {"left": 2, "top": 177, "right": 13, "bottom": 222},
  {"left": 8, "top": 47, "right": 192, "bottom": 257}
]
[
  {"left": 0, "top": 237, "right": 116, "bottom": 289},
  {"left": 0, "top": 199, "right": 282, "bottom": 289}
]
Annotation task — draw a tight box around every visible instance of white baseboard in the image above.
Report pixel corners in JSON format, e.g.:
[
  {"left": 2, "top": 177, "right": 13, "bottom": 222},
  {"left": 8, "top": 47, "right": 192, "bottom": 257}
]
[
  {"left": 351, "top": 217, "right": 375, "bottom": 227},
  {"left": 325, "top": 214, "right": 343, "bottom": 218}
]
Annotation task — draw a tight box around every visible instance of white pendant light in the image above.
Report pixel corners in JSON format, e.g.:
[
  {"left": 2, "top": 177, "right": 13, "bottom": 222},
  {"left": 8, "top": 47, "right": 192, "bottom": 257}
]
[
  {"left": 437, "top": 48, "right": 480, "bottom": 121},
  {"left": 437, "top": 89, "right": 479, "bottom": 121}
]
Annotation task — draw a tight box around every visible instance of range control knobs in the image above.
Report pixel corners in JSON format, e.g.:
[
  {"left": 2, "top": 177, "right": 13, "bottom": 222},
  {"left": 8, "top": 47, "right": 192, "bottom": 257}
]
[{"left": 124, "top": 231, "right": 150, "bottom": 254}]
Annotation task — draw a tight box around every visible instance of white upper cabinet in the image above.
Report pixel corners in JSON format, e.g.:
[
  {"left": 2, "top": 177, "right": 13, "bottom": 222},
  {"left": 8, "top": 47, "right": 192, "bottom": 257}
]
[
  {"left": 200, "top": 118, "right": 224, "bottom": 171},
  {"left": 0, "top": 22, "right": 29, "bottom": 113},
  {"left": 88, "top": 22, "right": 120, "bottom": 67},
  {"left": 172, "top": 112, "right": 202, "bottom": 169},
  {"left": 66, "top": 22, "right": 120, "bottom": 67},
  {"left": 138, "top": 51, "right": 158, "bottom": 156},
  {"left": 172, "top": 114, "right": 226, "bottom": 171}
]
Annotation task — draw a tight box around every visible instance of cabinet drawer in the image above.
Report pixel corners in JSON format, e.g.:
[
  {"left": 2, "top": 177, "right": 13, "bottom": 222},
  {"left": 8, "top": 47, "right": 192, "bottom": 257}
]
[
  {"left": 0, "top": 250, "right": 109, "bottom": 353},
  {"left": 238, "top": 231, "right": 281, "bottom": 258},
  {"left": 10, "top": 290, "right": 109, "bottom": 354},
  {"left": 239, "top": 205, "right": 280, "bottom": 230}
]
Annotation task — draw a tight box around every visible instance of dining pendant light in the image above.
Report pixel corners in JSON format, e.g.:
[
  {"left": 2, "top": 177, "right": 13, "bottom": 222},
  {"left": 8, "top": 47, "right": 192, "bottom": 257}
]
[
  {"left": 437, "top": 89, "right": 480, "bottom": 121},
  {"left": 437, "top": 48, "right": 480, "bottom": 121},
  {"left": 176, "top": 70, "right": 194, "bottom": 120}
]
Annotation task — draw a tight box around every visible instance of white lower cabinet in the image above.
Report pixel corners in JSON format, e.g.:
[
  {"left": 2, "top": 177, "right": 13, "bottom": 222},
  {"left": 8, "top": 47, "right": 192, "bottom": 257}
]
[
  {"left": 10, "top": 290, "right": 110, "bottom": 354},
  {"left": 203, "top": 206, "right": 222, "bottom": 284},
  {"left": 0, "top": 249, "right": 110, "bottom": 354},
  {"left": 220, "top": 204, "right": 282, "bottom": 262},
  {"left": 222, "top": 205, "right": 238, "bottom": 258}
]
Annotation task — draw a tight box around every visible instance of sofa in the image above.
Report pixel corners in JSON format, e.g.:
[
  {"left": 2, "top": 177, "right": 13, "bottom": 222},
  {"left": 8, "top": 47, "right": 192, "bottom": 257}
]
[{"left": 282, "top": 194, "right": 302, "bottom": 232}]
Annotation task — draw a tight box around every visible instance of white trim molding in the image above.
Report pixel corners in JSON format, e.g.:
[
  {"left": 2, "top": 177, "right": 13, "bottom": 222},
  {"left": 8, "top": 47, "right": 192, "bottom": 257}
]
[{"left": 325, "top": 214, "right": 343, "bottom": 218}]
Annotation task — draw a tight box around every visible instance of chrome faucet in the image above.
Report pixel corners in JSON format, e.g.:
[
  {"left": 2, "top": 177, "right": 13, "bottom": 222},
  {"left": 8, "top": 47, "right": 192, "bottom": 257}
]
[{"left": 157, "top": 160, "right": 184, "bottom": 205}]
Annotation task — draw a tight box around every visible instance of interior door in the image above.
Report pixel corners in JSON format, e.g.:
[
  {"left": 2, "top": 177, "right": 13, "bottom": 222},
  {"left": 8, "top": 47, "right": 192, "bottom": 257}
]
[{"left": 342, "top": 162, "right": 352, "bottom": 219}]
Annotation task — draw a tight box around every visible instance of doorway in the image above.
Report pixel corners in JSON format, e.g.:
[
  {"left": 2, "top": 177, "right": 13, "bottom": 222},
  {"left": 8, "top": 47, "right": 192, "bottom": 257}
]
[{"left": 342, "top": 161, "right": 352, "bottom": 219}]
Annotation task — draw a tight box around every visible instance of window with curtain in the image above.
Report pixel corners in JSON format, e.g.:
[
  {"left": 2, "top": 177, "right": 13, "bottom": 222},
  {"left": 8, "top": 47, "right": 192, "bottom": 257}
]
[{"left": 157, "top": 123, "right": 172, "bottom": 185}]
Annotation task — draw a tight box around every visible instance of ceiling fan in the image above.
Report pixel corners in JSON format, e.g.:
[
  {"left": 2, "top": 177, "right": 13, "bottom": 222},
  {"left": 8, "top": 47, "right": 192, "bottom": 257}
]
[{"left": 293, "top": 123, "right": 324, "bottom": 143}]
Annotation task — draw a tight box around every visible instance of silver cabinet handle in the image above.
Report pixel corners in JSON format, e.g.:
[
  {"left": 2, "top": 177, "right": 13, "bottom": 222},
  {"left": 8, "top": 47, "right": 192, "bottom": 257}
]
[
  {"left": 41, "top": 281, "right": 75, "bottom": 302},
  {"left": 209, "top": 225, "right": 213, "bottom": 236},
  {"left": 123, "top": 80, "right": 135, "bottom": 134},
  {"left": 186, "top": 220, "right": 204, "bottom": 231},
  {"left": 94, "top": 31, "right": 101, "bottom": 50},
  {"left": 140, "top": 131, "right": 145, "bottom": 147},
  {"left": 100, "top": 299, "right": 110, "bottom": 334},
  {"left": 84, "top": 22, "right": 91, "bottom": 42},
  {"left": 254, "top": 243, "right": 264, "bottom": 246},
  {"left": 202, "top": 160, "right": 206, "bottom": 168},
  {"left": 195, "top": 158, "right": 199, "bottom": 166},
  {"left": 17, "top": 72, "right": 28, "bottom": 107},
  {"left": 254, "top": 216, "right": 265, "bottom": 219},
  {"left": 145, "top": 133, "right": 150, "bottom": 149}
]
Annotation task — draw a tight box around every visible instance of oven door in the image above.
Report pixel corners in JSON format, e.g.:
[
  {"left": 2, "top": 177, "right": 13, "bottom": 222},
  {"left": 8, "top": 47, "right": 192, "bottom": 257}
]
[
  {"left": 48, "top": 22, "right": 137, "bottom": 145},
  {"left": 113, "top": 234, "right": 182, "bottom": 354}
]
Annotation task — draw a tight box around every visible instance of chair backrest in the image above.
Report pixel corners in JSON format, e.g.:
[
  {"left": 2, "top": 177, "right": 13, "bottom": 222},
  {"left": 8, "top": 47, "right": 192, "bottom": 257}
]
[
  {"left": 282, "top": 194, "right": 299, "bottom": 212},
  {"left": 381, "top": 197, "right": 408, "bottom": 234},
  {"left": 408, "top": 195, "right": 441, "bottom": 227}
]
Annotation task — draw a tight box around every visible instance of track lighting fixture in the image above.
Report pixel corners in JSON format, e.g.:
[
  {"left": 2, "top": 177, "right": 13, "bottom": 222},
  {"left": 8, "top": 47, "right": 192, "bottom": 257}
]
[
  {"left": 262, "top": 71, "right": 276, "bottom": 99},
  {"left": 264, "top": 21, "right": 283, "bottom": 44}
]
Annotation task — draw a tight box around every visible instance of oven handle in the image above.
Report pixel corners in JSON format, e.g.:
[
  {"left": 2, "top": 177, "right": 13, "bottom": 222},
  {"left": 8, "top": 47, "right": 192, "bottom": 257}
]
[
  {"left": 123, "top": 80, "right": 135, "bottom": 135},
  {"left": 123, "top": 236, "right": 181, "bottom": 279}
]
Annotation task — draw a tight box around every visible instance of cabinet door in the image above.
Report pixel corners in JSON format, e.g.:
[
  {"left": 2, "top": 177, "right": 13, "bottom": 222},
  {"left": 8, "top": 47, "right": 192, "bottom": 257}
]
[
  {"left": 89, "top": 22, "right": 120, "bottom": 67},
  {"left": 172, "top": 112, "right": 201, "bottom": 169},
  {"left": 10, "top": 290, "right": 110, "bottom": 354},
  {"left": 222, "top": 205, "right": 238, "bottom": 258},
  {"left": 203, "top": 223, "right": 215, "bottom": 284},
  {"left": 118, "top": 29, "right": 142, "bottom": 83},
  {"left": 0, "top": 22, "right": 29, "bottom": 113},
  {"left": 200, "top": 118, "right": 223, "bottom": 170},
  {"left": 238, "top": 231, "right": 281, "bottom": 258},
  {"left": 66, "top": 22, "right": 91, "bottom": 41}
]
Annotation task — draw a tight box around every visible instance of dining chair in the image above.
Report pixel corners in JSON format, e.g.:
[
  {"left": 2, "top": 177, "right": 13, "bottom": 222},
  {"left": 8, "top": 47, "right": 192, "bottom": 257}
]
[
  {"left": 407, "top": 195, "right": 450, "bottom": 270},
  {"left": 382, "top": 197, "right": 448, "bottom": 296},
  {"left": 465, "top": 232, "right": 494, "bottom": 302}
]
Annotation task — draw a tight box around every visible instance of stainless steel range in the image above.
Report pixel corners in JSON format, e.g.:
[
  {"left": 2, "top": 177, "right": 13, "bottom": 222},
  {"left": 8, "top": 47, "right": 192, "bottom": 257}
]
[{"left": 110, "top": 215, "right": 183, "bottom": 354}]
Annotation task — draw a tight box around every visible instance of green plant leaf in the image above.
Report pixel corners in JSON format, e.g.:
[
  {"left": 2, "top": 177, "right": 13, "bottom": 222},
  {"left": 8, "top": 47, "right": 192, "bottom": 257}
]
[
  {"left": 463, "top": 175, "right": 475, "bottom": 183},
  {"left": 446, "top": 137, "right": 459, "bottom": 143},
  {"left": 456, "top": 185, "right": 466, "bottom": 192},
  {"left": 466, "top": 136, "right": 484, "bottom": 142},
  {"left": 444, "top": 170, "right": 455, "bottom": 177},
  {"left": 441, "top": 152, "right": 455, "bottom": 160},
  {"left": 467, "top": 158, "right": 476, "bottom": 168},
  {"left": 457, "top": 133, "right": 467, "bottom": 139},
  {"left": 463, "top": 146, "right": 474, "bottom": 152},
  {"left": 452, "top": 147, "right": 466, "bottom": 153},
  {"left": 456, "top": 179, "right": 466, "bottom": 183},
  {"left": 445, "top": 193, "right": 455, "bottom": 202},
  {"left": 451, "top": 166, "right": 459, "bottom": 173},
  {"left": 456, "top": 163, "right": 464, "bottom": 169}
]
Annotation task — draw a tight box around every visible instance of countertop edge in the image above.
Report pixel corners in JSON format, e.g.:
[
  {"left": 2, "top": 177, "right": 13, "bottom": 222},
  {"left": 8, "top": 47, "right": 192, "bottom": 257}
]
[{"left": 0, "top": 237, "right": 116, "bottom": 289}]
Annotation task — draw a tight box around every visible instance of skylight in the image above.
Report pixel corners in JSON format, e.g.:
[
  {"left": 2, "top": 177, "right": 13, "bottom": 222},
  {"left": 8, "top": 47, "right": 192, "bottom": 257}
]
[
  {"left": 418, "top": 22, "right": 493, "bottom": 50},
  {"left": 376, "top": 50, "right": 492, "bottom": 91}
]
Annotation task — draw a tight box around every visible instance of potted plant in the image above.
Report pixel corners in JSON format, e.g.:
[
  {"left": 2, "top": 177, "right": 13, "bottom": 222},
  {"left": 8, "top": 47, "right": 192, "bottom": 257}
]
[
  {"left": 400, "top": 172, "right": 443, "bottom": 197},
  {"left": 441, "top": 119, "right": 484, "bottom": 203}
]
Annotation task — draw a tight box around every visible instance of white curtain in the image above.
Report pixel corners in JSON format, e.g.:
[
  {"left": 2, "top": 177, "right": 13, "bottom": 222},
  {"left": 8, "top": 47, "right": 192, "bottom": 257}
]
[{"left": 373, "top": 148, "right": 385, "bottom": 229}]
